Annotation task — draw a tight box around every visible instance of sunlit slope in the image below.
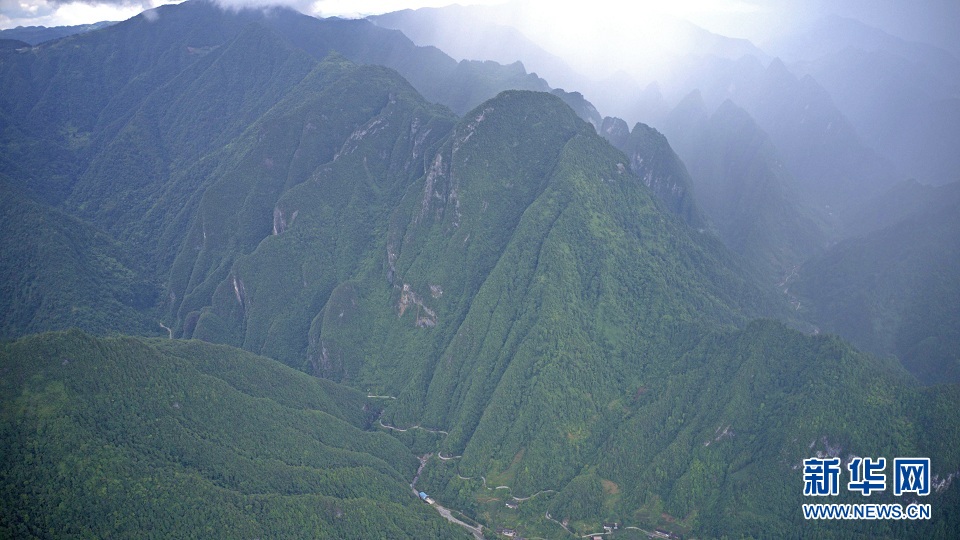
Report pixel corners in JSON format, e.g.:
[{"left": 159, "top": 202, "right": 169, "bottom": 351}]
[
  {"left": 415, "top": 320, "right": 960, "bottom": 538},
  {"left": 192, "top": 89, "right": 790, "bottom": 504},
  {"left": 388, "top": 91, "right": 775, "bottom": 474},
  {"left": 0, "top": 0, "right": 558, "bottom": 342},
  {"left": 170, "top": 57, "right": 456, "bottom": 364},
  {"left": 0, "top": 330, "right": 468, "bottom": 539}
]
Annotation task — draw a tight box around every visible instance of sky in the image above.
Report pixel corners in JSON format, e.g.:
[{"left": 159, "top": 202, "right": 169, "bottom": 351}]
[{"left": 1, "top": 0, "right": 958, "bottom": 58}]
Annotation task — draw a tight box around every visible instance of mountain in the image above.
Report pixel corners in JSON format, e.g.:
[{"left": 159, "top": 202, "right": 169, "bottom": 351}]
[
  {"left": 369, "top": 2, "right": 768, "bottom": 125},
  {"left": 841, "top": 179, "right": 958, "bottom": 237},
  {"left": 0, "top": 21, "right": 116, "bottom": 45},
  {"left": 370, "top": 5, "right": 579, "bottom": 91},
  {"left": 598, "top": 116, "right": 706, "bottom": 228},
  {"left": 168, "top": 55, "right": 457, "bottom": 366},
  {"left": 551, "top": 88, "right": 602, "bottom": 130},
  {"left": 793, "top": 182, "right": 960, "bottom": 384},
  {"left": 767, "top": 15, "right": 960, "bottom": 86},
  {"left": 0, "top": 180, "right": 158, "bottom": 339},
  {"left": 0, "top": 0, "right": 550, "bottom": 144},
  {"left": 416, "top": 318, "right": 960, "bottom": 538},
  {"left": 0, "top": 330, "right": 468, "bottom": 539},
  {"left": 374, "top": 4, "right": 915, "bottom": 217},
  {"left": 658, "top": 54, "right": 897, "bottom": 213},
  {"left": 174, "top": 86, "right": 958, "bottom": 537},
  {"left": 0, "top": 39, "right": 28, "bottom": 50},
  {"left": 181, "top": 84, "right": 777, "bottom": 373},
  {"left": 0, "top": 0, "right": 568, "bottom": 336},
  {"left": 658, "top": 92, "right": 826, "bottom": 282},
  {"left": 771, "top": 16, "right": 960, "bottom": 186},
  {"left": 1, "top": 2, "right": 959, "bottom": 538}
]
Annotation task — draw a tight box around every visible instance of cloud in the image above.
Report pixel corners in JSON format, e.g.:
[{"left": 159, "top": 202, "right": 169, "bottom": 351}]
[
  {"left": 0, "top": 0, "right": 163, "bottom": 29},
  {"left": 45, "top": 0, "right": 146, "bottom": 4},
  {"left": 0, "top": 0, "right": 56, "bottom": 21},
  {"left": 211, "top": 0, "right": 318, "bottom": 12}
]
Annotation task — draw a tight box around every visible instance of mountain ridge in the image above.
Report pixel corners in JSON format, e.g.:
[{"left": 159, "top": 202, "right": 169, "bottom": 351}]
[{"left": 0, "top": 2, "right": 958, "bottom": 538}]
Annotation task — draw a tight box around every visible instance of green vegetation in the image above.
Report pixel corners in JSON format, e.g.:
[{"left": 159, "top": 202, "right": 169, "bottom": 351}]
[
  {"left": 0, "top": 2, "right": 958, "bottom": 538},
  {"left": 600, "top": 115, "right": 706, "bottom": 229},
  {"left": 413, "top": 320, "right": 960, "bottom": 538},
  {"left": 0, "top": 181, "right": 158, "bottom": 339},
  {"left": 0, "top": 330, "right": 468, "bottom": 539}
]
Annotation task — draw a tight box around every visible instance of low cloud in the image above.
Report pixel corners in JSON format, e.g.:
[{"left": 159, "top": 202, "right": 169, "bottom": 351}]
[
  {"left": 211, "top": 0, "right": 319, "bottom": 13},
  {"left": 0, "top": 0, "right": 159, "bottom": 29}
]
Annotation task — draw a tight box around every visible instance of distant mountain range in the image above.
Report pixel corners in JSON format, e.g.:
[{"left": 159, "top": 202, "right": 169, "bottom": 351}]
[
  {"left": 773, "top": 15, "right": 960, "bottom": 186},
  {"left": 794, "top": 182, "right": 960, "bottom": 384},
  {"left": 658, "top": 92, "right": 826, "bottom": 282},
  {"left": 1, "top": 1, "right": 958, "bottom": 538},
  {"left": 0, "top": 21, "right": 116, "bottom": 45}
]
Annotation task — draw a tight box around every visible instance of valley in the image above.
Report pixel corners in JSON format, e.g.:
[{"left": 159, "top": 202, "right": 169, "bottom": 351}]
[{"left": 1, "top": 1, "right": 958, "bottom": 538}]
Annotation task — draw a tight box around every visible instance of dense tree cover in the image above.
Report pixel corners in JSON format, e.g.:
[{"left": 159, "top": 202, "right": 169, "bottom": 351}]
[
  {"left": 0, "top": 331, "right": 468, "bottom": 539},
  {"left": 597, "top": 320, "right": 959, "bottom": 538},
  {"left": 196, "top": 88, "right": 786, "bottom": 503},
  {"left": 598, "top": 116, "right": 706, "bottom": 229},
  {"left": 0, "top": 180, "right": 159, "bottom": 339},
  {"left": 414, "top": 321, "right": 960, "bottom": 538},
  {"left": 171, "top": 57, "right": 456, "bottom": 367},
  {"left": 0, "top": 2, "right": 958, "bottom": 538},
  {"left": 0, "top": 0, "right": 564, "bottom": 341},
  {"left": 0, "top": 21, "right": 115, "bottom": 46}
]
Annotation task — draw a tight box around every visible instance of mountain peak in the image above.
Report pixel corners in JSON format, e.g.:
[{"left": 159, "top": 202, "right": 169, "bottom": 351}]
[
  {"left": 600, "top": 116, "right": 630, "bottom": 147},
  {"left": 766, "top": 56, "right": 791, "bottom": 76},
  {"left": 675, "top": 88, "right": 706, "bottom": 115},
  {"left": 712, "top": 98, "right": 753, "bottom": 125}
]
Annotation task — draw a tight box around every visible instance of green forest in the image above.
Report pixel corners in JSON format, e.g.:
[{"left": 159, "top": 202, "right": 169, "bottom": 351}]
[
  {"left": 0, "top": 331, "right": 468, "bottom": 539},
  {"left": 1, "top": 1, "right": 958, "bottom": 538}
]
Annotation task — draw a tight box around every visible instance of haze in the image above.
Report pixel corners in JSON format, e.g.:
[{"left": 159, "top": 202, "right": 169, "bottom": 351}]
[{"left": 3, "top": 0, "right": 958, "bottom": 58}]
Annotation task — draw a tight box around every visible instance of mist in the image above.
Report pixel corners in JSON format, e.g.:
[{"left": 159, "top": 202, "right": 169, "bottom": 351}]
[{"left": 385, "top": 0, "right": 959, "bottom": 97}]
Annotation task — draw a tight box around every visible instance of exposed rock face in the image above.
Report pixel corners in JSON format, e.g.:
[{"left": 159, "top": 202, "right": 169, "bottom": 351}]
[
  {"left": 600, "top": 116, "right": 630, "bottom": 149},
  {"left": 418, "top": 153, "right": 448, "bottom": 224},
  {"left": 599, "top": 116, "right": 706, "bottom": 228},
  {"left": 398, "top": 283, "right": 437, "bottom": 328},
  {"left": 231, "top": 274, "right": 247, "bottom": 312},
  {"left": 272, "top": 206, "right": 298, "bottom": 235}
]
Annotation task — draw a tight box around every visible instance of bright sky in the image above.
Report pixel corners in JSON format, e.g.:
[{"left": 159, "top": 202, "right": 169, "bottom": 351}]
[
  {"left": 0, "top": 0, "right": 761, "bottom": 32},
  {"left": 0, "top": 0, "right": 429, "bottom": 29},
  {"left": 2, "top": 0, "right": 957, "bottom": 59}
]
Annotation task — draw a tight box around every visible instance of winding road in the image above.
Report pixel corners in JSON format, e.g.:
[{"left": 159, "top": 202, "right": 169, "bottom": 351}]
[
  {"left": 410, "top": 453, "right": 484, "bottom": 539},
  {"left": 379, "top": 418, "right": 448, "bottom": 435},
  {"left": 378, "top": 411, "right": 560, "bottom": 538}
]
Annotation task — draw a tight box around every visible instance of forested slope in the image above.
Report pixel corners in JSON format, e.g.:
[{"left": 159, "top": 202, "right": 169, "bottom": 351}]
[
  {"left": 1, "top": 2, "right": 958, "bottom": 538},
  {"left": 0, "top": 331, "right": 468, "bottom": 539}
]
